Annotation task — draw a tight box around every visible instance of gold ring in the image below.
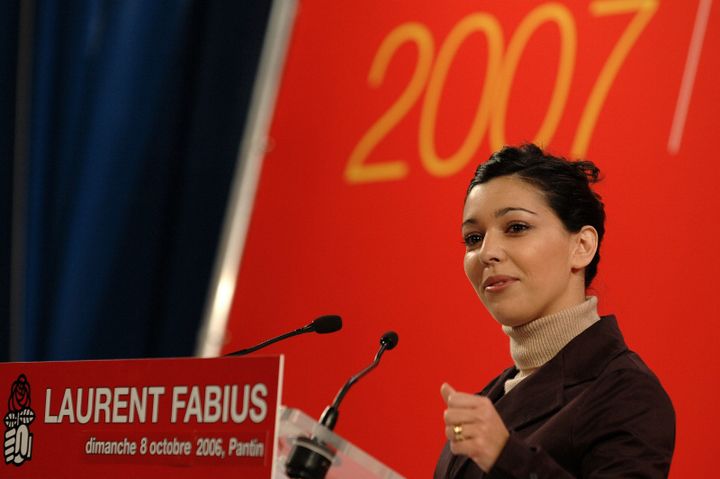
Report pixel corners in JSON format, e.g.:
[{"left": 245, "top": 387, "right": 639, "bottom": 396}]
[{"left": 452, "top": 424, "right": 464, "bottom": 442}]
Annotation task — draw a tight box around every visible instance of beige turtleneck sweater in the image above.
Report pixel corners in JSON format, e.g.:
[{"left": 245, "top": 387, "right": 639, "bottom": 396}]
[{"left": 502, "top": 297, "right": 600, "bottom": 394}]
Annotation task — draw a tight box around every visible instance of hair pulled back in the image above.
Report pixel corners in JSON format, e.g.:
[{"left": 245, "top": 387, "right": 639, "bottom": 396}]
[{"left": 467, "top": 144, "right": 605, "bottom": 287}]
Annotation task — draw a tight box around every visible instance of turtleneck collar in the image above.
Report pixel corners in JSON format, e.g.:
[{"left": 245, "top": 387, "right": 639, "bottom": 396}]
[{"left": 502, "top": 297, "right": 600, "bottom": 392}]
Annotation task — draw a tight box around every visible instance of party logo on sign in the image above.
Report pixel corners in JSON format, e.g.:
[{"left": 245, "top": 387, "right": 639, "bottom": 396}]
[{"left": 4, "top": 374, "right": 35, "bottom": 466}]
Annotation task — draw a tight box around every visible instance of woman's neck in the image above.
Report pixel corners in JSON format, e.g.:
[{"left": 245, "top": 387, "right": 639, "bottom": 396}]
[{"left": 502, "top": 297, "right": 600, "bottom": 392}]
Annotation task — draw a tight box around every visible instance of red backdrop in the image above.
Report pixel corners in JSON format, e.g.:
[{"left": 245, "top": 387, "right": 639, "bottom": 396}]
[{"left": 222, "top": 0, "right": 718, "bottom": 476}]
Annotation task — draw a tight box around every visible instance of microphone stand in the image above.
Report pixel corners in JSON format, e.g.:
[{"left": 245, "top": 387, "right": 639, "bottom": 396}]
[
  {"left": 284, "top": 332, "right": 398, "bottom": 479},
  {"left": 224, "top": 315, "right": 341, "bottom": 357},
  {"left": 226, "top": 327, "right": 305, "bottom": 356}
]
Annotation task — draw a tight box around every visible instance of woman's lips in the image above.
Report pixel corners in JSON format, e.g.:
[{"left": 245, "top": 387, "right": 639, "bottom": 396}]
[{"left": 483, "top": 276, "right": 518, "bottom": 293}]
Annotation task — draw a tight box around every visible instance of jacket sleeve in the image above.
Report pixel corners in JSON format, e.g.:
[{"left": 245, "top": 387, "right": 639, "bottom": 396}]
[
  {"left": 487, "top": 368, "right": 675, "bottom": 479},
  {"left": 574, "top": 368, "right": 675, "bottom": 478},
  {"left": 486, "top": 433, "right": 575, "bottom": 479}
]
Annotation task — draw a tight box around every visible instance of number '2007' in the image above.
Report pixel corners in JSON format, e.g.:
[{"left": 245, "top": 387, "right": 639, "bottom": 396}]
[{"left": 345, "top": 0, "right": 657, "bottom": 183}]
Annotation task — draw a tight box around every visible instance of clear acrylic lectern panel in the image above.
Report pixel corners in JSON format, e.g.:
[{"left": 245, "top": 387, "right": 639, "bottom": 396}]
[{"left": 275, "top": 407, "right": 406, "bottom": 479}]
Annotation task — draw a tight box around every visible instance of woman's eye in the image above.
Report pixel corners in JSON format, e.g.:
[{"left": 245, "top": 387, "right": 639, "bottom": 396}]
[
  {"left": 507, "top": 223, "right": 529, "bottom": 234},
  {"left": 463, "top": 233, "right": 484, "bottom": 247}
]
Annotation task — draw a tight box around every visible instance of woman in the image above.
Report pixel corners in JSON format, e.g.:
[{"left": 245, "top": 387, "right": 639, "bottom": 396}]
[{"left": 435, "top": 144, "right": 675, "bottom": 478}]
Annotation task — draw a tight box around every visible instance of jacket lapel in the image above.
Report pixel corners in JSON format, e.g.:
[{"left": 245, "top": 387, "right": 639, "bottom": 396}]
[
  {"left": 494, "top": 316, "right": 629, "bottom": 430},
  {"left": 442, "top": 316, "right": 628, "bottom": 479},
  {"left": 494, "top": 356, "right": 565, "bottom": 431}
]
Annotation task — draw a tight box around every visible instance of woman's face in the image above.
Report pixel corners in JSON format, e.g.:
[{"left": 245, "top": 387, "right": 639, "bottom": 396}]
[{"left": 462, "top": 175, "right": 585, "bottom": 327}]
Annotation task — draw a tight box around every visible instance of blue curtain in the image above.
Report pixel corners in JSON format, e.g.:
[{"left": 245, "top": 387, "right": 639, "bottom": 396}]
[{"left": 18, "top": 0, "right": 271, "bottom": 360}]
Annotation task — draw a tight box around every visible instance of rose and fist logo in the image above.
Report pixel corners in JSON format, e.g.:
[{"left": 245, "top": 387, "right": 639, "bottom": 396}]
[{"left": 4, "top": 374, "right": 35, "bottom": 466}]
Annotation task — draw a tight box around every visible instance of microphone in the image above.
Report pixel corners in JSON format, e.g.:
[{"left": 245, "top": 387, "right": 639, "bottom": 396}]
[
  {"left": 319, "top": 331, "right": 398, "bottom": 430},
  {"left": 225, "top": 315, "right": 342, "bottom": 356},
  {"left": 284, "top": 331, "right": 399, "bottom": 479}
]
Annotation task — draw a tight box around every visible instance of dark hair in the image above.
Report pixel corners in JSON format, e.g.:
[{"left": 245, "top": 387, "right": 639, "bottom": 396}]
[{"left": 467, "top": 143, "right": 605, "bottom": 287}]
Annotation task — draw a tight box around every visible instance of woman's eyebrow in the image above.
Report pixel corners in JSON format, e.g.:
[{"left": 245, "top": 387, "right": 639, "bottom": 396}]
[
  {"left": 495, "top": 207, "right": 537, "bottom": 217},
  {"left": 462, "top": 207, "right": 537, "bottom": 227}
]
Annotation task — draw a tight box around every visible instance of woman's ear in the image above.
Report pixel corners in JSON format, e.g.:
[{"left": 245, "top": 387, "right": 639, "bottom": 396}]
[{"left": 571, "top": 225, "right": 598, "bottom": 270}]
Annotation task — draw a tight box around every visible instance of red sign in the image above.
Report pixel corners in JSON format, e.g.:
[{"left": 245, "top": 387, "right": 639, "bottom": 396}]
[{"left": 0, "top": 356, "right": 283, "bottom": 478}]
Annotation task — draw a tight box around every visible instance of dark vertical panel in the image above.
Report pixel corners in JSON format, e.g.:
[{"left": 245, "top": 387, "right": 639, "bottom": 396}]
[
  {"left": 0, "top": 1, "right": 20, "bottom": 361},
  {"left": 150, "top": 0, "right": 274, "bottom": 356}
]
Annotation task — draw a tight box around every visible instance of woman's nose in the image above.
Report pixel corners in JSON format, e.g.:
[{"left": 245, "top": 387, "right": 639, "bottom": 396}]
[{"left": 478, "top": 231, "right": 503, "bottom": 264}]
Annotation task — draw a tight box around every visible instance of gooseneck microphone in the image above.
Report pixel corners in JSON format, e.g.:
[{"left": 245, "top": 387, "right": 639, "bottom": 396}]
[
  {"left": 285, "top": 331, "right": 399, "bottom": 479},
  {"left": 319, "top": 331, "right": 398, "bottom": 430},
  {"left": 225, "top": 315, "right": 342, "bottom": 356}
]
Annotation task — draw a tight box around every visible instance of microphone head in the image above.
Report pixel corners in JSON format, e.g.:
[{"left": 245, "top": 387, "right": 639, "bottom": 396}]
[
  {"left": 311, "top": 315, "right": 343, "bottom": 334},
  {"left": 380, "top": 331, "right": 399, "bottom": 350}
]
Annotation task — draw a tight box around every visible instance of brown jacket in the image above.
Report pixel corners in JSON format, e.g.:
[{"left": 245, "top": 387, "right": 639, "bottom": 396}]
[{"left": 434, "top": 316, "right": 675, "bottom": 478}]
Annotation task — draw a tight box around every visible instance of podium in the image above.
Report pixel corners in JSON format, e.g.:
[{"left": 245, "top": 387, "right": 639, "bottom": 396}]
[
  {"left": 276, "top": 407, "right": 404, "bottom": 479},
  {"left": 0, "top": 356, "right": 405, "bottom": 478}
]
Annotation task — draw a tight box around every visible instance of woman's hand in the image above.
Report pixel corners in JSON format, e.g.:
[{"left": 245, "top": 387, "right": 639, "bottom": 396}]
[{"left": 441, "top": 382, "right": 510, "bottom": 472}]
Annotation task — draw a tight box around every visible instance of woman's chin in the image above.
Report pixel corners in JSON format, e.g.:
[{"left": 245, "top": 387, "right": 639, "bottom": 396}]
[{"left": 488, "top": 309, "right": 533, "bottom": 328}]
